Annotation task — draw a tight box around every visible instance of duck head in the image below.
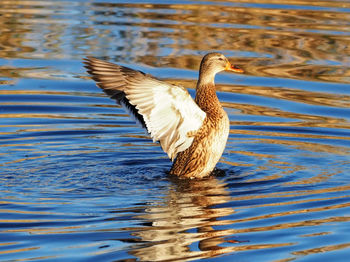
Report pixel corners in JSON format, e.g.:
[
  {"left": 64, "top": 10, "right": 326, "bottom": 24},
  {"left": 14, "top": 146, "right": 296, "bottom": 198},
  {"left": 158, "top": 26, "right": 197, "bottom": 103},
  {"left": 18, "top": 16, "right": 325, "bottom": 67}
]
[{"left": 198, "top": 52, "right": 243, "bottom": 85}]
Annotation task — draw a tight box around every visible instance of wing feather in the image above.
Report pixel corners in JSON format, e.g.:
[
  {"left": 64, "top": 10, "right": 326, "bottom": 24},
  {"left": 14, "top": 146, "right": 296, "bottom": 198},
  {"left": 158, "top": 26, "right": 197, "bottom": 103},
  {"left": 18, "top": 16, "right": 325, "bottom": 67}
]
[{"left": 84, "top": 57, "right": 206, "bottom": 160}]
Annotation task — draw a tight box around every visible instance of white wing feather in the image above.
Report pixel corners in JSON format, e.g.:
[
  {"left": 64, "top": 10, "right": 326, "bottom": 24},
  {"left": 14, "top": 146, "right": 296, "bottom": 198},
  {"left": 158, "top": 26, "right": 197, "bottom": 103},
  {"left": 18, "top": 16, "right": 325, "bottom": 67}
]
[
  {"left": 85, "top": 58, "right": 206, "bottom": 160},
  {"left": 126, "top": 78, "right": 205, "bottom": 160}
]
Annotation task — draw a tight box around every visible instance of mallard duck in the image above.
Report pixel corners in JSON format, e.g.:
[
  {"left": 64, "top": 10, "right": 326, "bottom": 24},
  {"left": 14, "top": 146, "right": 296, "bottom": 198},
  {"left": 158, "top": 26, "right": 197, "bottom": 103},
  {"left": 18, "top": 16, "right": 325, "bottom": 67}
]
[{"left": 84, "top": 53, "right": 243, "bottom": 178}]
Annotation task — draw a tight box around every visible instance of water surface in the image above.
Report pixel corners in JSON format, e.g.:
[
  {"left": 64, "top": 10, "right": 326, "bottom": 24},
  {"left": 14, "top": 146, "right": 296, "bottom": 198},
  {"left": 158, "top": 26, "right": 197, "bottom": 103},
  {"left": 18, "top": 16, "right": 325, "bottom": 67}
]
[{"left": 1, "top": 0, "right": 350, "bottom": 261}]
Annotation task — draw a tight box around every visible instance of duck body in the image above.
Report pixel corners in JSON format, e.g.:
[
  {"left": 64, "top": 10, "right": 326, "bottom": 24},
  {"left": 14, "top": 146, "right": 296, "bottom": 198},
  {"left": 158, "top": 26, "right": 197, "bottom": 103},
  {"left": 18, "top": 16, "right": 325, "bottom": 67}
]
[
  {"left": 84, "top": 52, "right": 243, "bottom": 179},
  {"left": 170, "top": 83, "right": 230, "bottom": 178}
]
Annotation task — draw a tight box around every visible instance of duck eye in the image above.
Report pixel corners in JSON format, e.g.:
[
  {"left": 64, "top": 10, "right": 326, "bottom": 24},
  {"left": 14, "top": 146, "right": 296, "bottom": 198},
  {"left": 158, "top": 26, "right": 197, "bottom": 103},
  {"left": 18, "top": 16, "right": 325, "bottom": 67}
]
[{"left": 218, "top": 58, "right": 224, "bottom": 61}]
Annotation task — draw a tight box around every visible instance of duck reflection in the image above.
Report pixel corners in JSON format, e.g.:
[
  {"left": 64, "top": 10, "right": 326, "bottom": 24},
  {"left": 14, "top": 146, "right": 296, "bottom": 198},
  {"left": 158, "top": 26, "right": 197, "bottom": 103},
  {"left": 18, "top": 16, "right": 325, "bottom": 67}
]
[{"left": 126, "top": 176, "right": 238, "bottom": 261}]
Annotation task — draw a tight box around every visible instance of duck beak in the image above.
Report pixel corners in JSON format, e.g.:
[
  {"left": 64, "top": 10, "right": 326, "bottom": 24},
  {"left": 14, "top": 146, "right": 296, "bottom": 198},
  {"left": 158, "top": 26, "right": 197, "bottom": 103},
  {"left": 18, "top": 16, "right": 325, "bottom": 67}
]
[{"left": 225, "top": 62, "right": 244, "bottom": 73}]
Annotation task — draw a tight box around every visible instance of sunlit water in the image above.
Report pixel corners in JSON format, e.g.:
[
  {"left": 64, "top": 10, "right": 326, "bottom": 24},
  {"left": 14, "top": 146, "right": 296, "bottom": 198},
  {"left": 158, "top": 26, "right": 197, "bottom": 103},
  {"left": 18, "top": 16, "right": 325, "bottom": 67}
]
[{"left": 1, "top": 1, "right": 350, "bottom": 261}]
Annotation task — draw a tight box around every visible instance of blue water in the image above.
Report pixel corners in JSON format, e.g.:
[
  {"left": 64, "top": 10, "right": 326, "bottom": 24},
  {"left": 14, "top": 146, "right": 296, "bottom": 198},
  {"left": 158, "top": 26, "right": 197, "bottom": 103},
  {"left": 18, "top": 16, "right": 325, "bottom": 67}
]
[{"left": 1, "top": 1, "right": 350, "bottom": 261}]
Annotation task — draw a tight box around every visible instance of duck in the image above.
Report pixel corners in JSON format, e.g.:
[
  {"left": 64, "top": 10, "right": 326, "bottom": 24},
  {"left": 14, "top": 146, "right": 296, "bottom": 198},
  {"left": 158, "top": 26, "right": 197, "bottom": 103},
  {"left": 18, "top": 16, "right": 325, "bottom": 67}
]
[{"left": 84, "top": 53, "right": 243, "bottom": 179}]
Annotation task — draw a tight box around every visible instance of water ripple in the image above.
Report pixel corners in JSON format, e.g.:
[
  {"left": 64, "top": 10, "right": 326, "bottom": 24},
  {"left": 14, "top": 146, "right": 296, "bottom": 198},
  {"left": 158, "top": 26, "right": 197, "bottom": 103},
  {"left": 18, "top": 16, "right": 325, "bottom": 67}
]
[{"left": 0, "top": 0, "right": 350, "bottom": 261}]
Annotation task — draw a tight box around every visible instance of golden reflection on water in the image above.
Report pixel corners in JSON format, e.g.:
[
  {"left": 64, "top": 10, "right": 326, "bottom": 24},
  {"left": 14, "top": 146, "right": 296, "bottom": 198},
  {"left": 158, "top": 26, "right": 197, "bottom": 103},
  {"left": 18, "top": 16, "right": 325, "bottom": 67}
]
[
  {"left": 132, "top": 2, "right": 350, "bottom": 83},
  {"left": 219, "top": 84, "right": 350, "bottom": 108},
  {"left": 0, "top": 0, "right": 349, "bottom": 83},
  {"left": 118, "top": 175, "right": 350, "bottom": 261},
  {"left": 128, "top": 178, "right": 235, "bottom": 261},
  {"left": 1, "top": 170, "right": 349, "bottom": 260},
  {"left": 229, "top": 133, "right": 350, "bottom": 154},
  {"left": 124, "top": 177, "right": 294, "bottom": 261},
  {"left": 292, "top": 242, "right": 350, "bottom": 257}
]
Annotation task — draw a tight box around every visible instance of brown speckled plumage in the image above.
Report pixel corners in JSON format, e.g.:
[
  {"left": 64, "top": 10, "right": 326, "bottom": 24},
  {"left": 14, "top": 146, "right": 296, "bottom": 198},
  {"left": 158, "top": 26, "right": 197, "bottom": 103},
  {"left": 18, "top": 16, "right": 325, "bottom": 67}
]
[
  {"left": 84, "top": 52, "right": 243, "bottom": 179},
  {"left": 170, "top": 81, "right": 230, "bottom": 178}
]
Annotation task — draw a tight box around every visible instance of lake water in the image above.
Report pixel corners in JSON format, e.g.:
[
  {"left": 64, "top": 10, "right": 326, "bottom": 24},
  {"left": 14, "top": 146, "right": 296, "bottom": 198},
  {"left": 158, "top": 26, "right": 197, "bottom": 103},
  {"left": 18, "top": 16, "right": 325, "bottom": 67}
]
[{"left": 1, "top": 0, "right": 350, "bottom": 261}]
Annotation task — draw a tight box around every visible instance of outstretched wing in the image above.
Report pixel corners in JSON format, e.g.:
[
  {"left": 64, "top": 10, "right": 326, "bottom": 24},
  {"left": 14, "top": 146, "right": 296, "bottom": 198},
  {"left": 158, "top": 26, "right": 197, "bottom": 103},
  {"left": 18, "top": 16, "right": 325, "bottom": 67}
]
[{"left": 84, "top": 57, "right": 206, "bottom": 160}]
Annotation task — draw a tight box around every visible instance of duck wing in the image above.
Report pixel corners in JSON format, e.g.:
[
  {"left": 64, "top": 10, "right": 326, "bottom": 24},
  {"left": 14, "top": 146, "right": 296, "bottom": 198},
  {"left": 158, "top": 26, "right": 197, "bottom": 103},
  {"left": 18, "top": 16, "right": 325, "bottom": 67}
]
[{"left": 84, "top": 57, "right": 206, "bottom": 161}]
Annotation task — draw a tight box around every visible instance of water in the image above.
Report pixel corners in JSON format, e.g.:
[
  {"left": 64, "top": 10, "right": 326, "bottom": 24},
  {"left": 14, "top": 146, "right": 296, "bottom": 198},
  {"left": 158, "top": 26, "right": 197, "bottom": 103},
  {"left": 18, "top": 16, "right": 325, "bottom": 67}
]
[{"left": 1, "top": 0, "right": 350, "bottom": 261}]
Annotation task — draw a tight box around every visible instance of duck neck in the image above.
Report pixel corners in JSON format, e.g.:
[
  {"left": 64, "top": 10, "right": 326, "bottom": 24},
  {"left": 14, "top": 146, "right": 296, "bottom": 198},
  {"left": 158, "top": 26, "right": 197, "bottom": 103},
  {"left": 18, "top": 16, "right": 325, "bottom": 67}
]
[{"left": 195, "top": 78, "right": 222, "bottom": 116}]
